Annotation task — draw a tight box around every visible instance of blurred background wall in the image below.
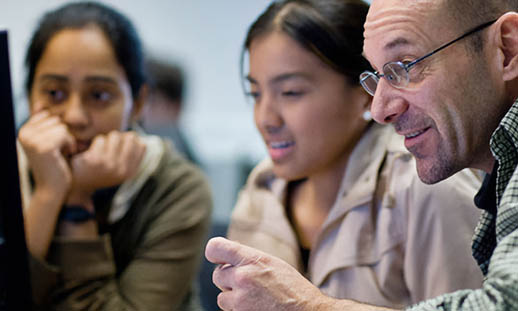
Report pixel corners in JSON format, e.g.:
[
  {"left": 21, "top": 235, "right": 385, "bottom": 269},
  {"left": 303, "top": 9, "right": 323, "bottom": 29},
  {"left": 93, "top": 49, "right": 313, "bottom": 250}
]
[{"left": 1, "top": 0, "right": 272, "bottom": 224}]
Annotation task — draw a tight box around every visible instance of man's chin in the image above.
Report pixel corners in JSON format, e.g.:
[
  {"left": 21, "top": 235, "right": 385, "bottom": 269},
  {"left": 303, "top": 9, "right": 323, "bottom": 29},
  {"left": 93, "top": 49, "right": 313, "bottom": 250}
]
[{"left": 416, "top": 158, "right": 457, "bottom": 185}]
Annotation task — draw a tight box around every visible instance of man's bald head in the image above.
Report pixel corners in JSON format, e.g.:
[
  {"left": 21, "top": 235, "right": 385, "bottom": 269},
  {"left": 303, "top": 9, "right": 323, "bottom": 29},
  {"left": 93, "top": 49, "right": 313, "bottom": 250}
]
[
  {"left": 443, "top": 0, "right": 517, "bottom": 28},
  {"left": 440, "top": 0, "right": 515, "bottom": 52}
]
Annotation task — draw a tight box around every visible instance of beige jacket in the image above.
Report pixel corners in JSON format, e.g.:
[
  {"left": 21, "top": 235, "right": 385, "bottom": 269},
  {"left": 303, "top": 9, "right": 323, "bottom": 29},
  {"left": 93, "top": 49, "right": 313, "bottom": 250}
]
[{"left": 228, "top": 124, "right": 483, "bottom": 309}]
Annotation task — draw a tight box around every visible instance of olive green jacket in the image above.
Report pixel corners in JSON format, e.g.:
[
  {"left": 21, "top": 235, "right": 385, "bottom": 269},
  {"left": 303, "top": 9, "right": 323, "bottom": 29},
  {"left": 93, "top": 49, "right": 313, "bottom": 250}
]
[{"left": 21, "top": 137, "right": 212, "bottom": 311}]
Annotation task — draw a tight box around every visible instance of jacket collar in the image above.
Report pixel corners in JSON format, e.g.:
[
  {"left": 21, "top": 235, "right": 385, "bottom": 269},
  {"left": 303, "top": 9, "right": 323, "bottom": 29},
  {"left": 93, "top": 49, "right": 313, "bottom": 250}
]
[{"left": 244, "top": 124, "right": 403, "bottom": 273}]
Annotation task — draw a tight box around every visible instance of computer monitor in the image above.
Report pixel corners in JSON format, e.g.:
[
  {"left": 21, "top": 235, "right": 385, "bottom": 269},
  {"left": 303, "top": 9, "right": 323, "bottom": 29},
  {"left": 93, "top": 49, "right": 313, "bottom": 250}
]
[{"left": 0, "top": 29, "right": 33, "bottom": 310}]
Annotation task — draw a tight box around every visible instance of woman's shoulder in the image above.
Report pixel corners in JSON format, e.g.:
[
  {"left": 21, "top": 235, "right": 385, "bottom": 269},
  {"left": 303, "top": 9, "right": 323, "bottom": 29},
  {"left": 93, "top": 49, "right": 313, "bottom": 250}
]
[
  {"left": 135, "top": 135, "right": 212, "bottom": 215},
  {"left": 155, "top": 137, "right": 209, "bottom": 185}
]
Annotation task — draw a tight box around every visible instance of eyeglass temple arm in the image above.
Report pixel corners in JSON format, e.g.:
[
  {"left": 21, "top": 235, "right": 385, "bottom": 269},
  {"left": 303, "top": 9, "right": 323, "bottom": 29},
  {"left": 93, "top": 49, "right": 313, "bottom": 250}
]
[{"left": 406, "top": 19, "right": 497, "bottom": 69}]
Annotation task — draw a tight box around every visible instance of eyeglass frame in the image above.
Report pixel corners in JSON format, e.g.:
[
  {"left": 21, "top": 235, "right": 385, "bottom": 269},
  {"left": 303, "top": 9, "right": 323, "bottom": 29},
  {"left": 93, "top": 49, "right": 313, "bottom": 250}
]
[{"left": 359, "top": 19, "right": 497, "bottom": 96}]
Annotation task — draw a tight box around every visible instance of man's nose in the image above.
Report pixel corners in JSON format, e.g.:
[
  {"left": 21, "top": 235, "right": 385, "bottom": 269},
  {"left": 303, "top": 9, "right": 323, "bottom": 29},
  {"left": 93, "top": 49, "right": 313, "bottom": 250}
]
[{"left": 370, "top": 79, "right": 408, "bottom": 124}]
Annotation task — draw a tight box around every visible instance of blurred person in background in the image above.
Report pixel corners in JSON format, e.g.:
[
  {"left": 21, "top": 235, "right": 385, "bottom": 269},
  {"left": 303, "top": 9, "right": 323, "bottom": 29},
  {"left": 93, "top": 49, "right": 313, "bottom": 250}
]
[
  {"left": 140, "top": 57, "right": 199, "bottom": 165},
  {"left": 17, "top": 2, "right": 211, "bottom": 310}
]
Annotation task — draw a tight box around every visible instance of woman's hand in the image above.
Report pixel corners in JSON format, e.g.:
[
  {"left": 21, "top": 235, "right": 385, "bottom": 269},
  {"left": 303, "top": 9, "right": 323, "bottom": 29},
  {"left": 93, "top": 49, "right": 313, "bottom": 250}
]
[
  {"left": 18, "top": 110, "right": 76, "bottom": 200},
  {"left": 68, "top": 131, "right": 146, "bottom": 203},
  {"left": 19, "top": 110, "right": 77, "bottom": 258}
]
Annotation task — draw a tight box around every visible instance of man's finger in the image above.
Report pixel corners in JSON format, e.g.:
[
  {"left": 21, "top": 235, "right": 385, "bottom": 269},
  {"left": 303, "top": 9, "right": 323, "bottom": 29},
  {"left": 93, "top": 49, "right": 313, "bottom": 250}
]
[
  {"left": 212, "top": 263, "right": 233, "bottom": 291},
  {"left": 217, "top": 289, "right": 235, "bottom": 311},
  {"left": 205, "top": 237, "right": 258, "bottom": 266}
]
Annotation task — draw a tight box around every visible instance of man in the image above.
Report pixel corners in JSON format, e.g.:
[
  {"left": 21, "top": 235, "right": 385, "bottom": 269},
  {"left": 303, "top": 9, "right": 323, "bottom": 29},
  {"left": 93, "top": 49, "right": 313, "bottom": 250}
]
[
  {"left": 205, "top": 0, "right": 518, "bottom": 310},
  {"left": 140, "top": 57, "right": 199, "bottom": 164}
]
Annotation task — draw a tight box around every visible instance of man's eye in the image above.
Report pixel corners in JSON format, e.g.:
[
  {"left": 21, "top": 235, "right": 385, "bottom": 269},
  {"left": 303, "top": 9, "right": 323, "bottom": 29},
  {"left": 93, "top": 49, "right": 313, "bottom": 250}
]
[{"left": 385, "top": 74, "right": 396, "bottom": 81}]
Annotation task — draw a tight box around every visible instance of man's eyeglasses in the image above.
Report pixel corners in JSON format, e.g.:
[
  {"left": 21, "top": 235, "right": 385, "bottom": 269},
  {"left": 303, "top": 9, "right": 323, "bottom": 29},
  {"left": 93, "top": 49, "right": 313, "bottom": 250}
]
[{"left": 359, "top": 19, "right": 497, "bottom": 96}]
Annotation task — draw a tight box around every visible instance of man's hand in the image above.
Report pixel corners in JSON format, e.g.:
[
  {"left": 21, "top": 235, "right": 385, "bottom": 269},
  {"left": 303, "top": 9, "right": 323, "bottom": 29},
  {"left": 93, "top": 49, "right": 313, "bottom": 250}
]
[
  {"left": 205, "top": 237, "right": 338, "bottom": 311},
  {"left": 206, "top": 237, "right": 399, "bottom": 311},
  {"left": 68, "top": 131, "right": 146, "bottom": 203}
]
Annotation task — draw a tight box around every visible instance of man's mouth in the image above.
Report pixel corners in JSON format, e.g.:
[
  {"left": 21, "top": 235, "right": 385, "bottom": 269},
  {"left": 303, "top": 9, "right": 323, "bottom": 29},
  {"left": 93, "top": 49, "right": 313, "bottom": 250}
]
[{"left": 404, "top": 129, "right": 428, "bottom": 139}]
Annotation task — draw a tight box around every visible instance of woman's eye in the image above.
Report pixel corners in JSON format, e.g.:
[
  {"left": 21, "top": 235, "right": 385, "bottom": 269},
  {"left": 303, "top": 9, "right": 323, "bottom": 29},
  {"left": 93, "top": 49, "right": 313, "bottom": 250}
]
[
  {"left": 247, "top": 91, "right": 260, "bottom": 99},
  {"left": 281, "top": 90, "right": 304, "bottom": 97},
  {"left": 90, "top": 90, "right": 112, "bottom": 104},
  {"left": 246, "top": 91, "right": 261, "bottom": 104},
  {"left": 44, "top": 89, "right": 66, "bottom": 102}
]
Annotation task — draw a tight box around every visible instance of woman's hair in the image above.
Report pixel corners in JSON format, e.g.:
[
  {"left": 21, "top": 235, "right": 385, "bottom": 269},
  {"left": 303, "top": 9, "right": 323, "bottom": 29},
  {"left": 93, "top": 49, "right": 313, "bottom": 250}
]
[
  {"left": 25, "top": 1, "right": 145, "bottom": 98},
  {"left": 242, "top": 0, "right": 370, "bottom": 85}
]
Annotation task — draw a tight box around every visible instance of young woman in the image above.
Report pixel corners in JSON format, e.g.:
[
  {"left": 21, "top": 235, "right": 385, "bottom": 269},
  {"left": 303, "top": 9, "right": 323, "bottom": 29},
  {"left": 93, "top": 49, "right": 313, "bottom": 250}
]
[
  {"left": 227, "top": 0, "right": 483, "bottom": 308},
  {"left": 17, "top": 2, "right": 211, "bottom": 310}
]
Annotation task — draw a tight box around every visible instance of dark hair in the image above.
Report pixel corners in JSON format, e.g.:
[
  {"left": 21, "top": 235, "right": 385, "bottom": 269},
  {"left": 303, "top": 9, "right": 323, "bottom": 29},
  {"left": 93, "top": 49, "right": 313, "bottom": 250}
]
[
  {"left": 242, "top": 0, "right": 370, "bottom": 85},
  {"left": 25, "top": 1, "right": 145, "bottom": 98},
  {"left": 145, "top": 57, "right": 185, "bottom": 106}
]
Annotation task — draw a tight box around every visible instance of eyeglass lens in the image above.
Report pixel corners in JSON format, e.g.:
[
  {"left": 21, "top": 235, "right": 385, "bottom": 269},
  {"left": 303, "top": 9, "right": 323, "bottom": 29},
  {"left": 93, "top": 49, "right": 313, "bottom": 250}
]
[{"left": 360, "top": 72, "right": 378, "bottom": 96}]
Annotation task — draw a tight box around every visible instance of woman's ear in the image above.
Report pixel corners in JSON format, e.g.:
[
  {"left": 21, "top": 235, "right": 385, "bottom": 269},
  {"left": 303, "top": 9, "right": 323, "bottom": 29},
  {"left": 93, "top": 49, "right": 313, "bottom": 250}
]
[
  {"left": 495, "top": 13, "right": 518, "bottom": 81},
  {"left": 131, "top": 84, "right": 149, "bottom": 122},
  {"left": 352, "top": 85, "right": 372, "bottom": 111},
  {"left": 352, "top": 85, "right": 372, "bottom": 122}
]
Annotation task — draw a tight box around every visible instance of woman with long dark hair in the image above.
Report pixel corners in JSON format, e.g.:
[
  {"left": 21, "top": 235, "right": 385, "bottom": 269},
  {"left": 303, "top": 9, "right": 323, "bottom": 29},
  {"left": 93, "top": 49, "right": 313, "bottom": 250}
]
[{"left": 18, "top": 2, "right": 211, "bottom": 310}]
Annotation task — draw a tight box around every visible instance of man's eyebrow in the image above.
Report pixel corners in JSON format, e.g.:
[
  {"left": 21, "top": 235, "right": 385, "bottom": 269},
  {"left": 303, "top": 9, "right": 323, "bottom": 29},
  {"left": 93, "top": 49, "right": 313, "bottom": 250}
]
[
  {"left": 362, "top": 37, "right": 411, "bottom": 70},
  {"left": 384, "top": 37, "right": 411, "bottom": 51}
]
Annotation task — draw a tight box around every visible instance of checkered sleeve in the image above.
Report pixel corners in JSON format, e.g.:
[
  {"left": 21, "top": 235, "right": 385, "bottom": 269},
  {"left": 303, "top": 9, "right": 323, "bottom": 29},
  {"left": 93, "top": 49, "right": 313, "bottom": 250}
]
[{"left": 405, "top": 228, "right": 518, "bottom": 311}]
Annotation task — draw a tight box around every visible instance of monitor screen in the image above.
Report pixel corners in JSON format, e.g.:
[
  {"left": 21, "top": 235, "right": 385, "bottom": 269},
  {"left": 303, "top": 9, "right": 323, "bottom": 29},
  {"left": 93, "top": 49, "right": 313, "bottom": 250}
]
[{"left": 0, "top": 29, "right": 32, "bottom": 310}]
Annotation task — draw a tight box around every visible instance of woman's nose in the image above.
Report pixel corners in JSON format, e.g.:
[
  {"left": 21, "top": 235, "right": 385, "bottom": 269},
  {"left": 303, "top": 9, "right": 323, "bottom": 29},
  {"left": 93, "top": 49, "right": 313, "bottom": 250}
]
[
  {"left": 62, "top": 94, "right": 89, "bottom": 127},
  {"left": 254, "top": 94, "right": 283, "bottom": 133}
]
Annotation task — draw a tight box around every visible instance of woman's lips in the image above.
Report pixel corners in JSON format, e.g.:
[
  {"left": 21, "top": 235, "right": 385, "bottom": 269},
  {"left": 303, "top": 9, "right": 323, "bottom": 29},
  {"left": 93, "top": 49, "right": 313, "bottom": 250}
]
[{"left": 268, "top": 141, "right": 295, "bottom": 162}]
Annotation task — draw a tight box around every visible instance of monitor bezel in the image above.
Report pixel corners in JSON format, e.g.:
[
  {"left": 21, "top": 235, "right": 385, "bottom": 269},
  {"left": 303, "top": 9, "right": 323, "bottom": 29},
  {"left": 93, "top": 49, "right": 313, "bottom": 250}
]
[{"left": 0, "top": 29, "right": 33, "bottom": 310}]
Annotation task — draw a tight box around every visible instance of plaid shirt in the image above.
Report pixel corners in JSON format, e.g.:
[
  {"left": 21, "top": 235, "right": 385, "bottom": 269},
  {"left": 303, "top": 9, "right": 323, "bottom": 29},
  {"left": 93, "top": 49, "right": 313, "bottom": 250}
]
[{"left": 407, "top": 101, "right": 518, "bottom": 311}]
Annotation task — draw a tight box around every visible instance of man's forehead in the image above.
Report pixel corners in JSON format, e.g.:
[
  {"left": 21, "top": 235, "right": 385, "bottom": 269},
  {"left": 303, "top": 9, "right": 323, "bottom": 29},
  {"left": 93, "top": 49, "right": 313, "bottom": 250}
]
[
  {"left": 364, "top": 0, "right": 448, "bottom": 61},
  {"left": 366, "top": 0, "right": 444, "bottom": 34}
]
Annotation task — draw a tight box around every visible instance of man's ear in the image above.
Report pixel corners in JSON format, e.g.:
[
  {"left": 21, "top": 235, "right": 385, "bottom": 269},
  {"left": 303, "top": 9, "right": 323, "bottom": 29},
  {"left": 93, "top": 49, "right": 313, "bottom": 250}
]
[
  {"left": 131, "top": 84, "right": 149, "bottom": 121},
  {"left": 496, "top": 13, "right": 518, "bottom": 81}
]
